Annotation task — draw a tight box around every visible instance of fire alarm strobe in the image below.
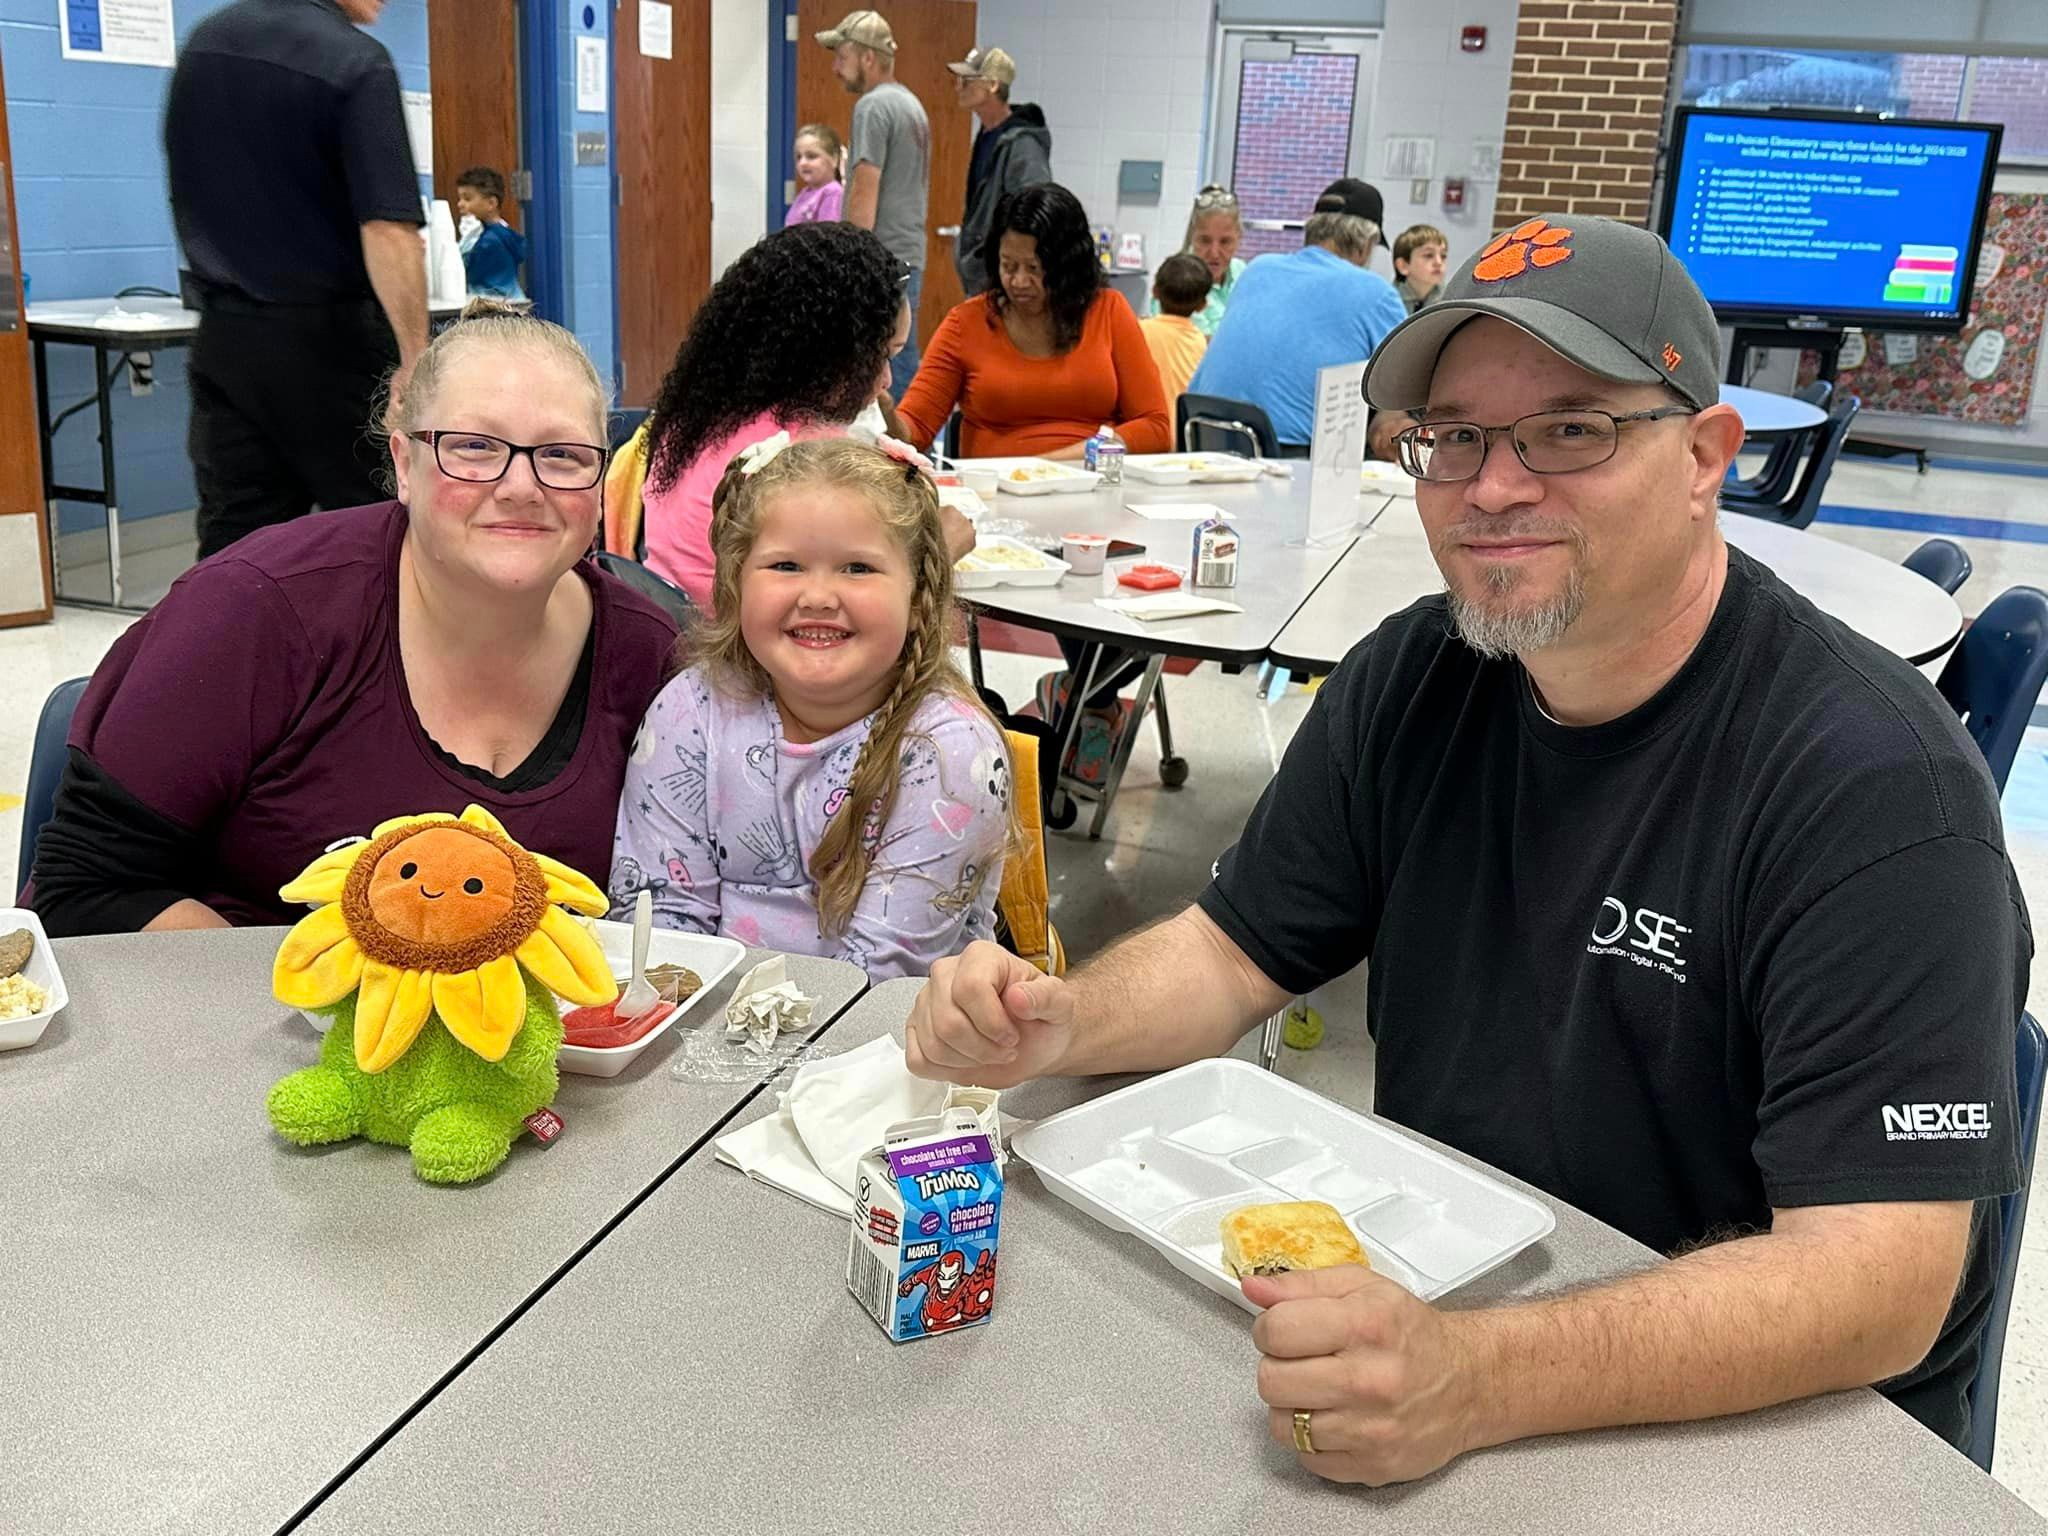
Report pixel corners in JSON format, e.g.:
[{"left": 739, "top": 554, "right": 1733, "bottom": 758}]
[
  {"left": 1443, "top": 177, "right": 1467, "bottom": 211},
  {"left": 1461, "top": 26, "right": 1487, "bottom": 51}
]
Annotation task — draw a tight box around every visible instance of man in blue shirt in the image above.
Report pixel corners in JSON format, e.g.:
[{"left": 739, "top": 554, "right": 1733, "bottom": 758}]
[{"left": 1189, "top": 178, "right": 1407, "bottom": 451}]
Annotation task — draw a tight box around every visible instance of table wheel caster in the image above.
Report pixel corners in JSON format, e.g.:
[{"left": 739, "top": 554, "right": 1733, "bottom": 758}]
[
  {"left": 1047, "top": 791, "right": 1079, "bottom": 831},
  {"left": 1160, "top": 755, "right": 1190, "bottom": 789}
]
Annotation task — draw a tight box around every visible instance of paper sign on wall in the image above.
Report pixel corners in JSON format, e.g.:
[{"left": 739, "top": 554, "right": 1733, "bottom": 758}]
[
  {"left": 1303, "top": 360, "right": 1367, "bottom": 547},
  {"left": 577, "top": 35, "right": 608, "bottom": 113},
  {"left": 401, "top": 91, "right": 433, "bottom": 178},
  {"left": 59, "top": 0, "right": 175, "bottom": 68},
  {"left": 1381, "top": 136, "right": 1436, "bottom": 181},
  {"left": 640, "top": 0, "right": 673, "bottom": 60}
]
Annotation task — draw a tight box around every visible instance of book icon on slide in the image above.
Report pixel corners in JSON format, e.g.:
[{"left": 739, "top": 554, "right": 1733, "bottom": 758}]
[{"left": 1884, "top": 245, "right": 1958, "bottom": 305}]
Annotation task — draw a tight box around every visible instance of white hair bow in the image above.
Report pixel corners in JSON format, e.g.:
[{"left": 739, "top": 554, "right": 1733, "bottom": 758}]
[{"left": 737, "top": 429, "right": 793, "bottom": 476}]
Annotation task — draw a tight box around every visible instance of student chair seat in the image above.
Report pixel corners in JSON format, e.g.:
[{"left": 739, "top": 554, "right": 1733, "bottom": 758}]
[
  {"left": 592, "top": 551, "right": 695, "bottom": 631},
  {"left": 1178, "top": 392, "right": 1282, "bottom": 458},
  {"left": 19, "top": 678, "right": 88, "bottom": 895},
  {"left": 1933, "top": 585, "right": 2048, "bottom": 792},
  {"left": 1902, "top": 537, "right": 1973, "bottom": 597},
  {"left": 1968, "top": 1011, "right": 2046, "bottom": 1471}
]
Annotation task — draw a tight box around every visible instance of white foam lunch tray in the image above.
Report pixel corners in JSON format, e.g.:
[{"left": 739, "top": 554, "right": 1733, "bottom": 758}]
[
  {"left": 960, "top": 457, "right": 1103, "bottom": 496},
  {"left": 0, "top": 907, "right": 68, "bottom": 1052},
  {"left": 954, "top": 535, "right": 1072, "bottom": 589},
  {"left": 1123, "top": 452, "right": 1263, "bottom": 486},
  {"left": 1012, "top": 1058, "right": 1555, "bottom": 1309}
]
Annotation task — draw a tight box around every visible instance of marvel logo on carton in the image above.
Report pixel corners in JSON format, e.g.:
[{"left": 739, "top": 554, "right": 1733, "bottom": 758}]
[{"left": 847, "top": 1106, "right": 1003, "bottom": 1341}]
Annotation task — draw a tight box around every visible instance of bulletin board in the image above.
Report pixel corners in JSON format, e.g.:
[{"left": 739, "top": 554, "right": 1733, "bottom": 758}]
[{"left": 1817, "top": 192, "right": 2048, "bottom": 426}]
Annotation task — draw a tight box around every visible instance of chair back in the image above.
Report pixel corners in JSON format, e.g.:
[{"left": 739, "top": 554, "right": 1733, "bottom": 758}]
[
  {"left": 1795, "top": 378, "right": 1833, "bottom": 409},
  {"left": 1776, "top": 394, "right": 1860, "bottom": 529},
  {"left": 1967, "top": 1011, "right": 2046, "bottom": 1470},
  {"left": 994, "top": 727, "right": 1064, "bottom": 975},
  {"left": 1935, "top": 585, "right": 2048, "bottom": 792},
  {"left": 1178, "top": 392, "right": 1280, "bottom": 457},
  {"left": 602, "top": 420, "right": 653, "bottom": 558},
  {"left": 19, "top": 677, "right": 88, "bottom": 894},
  {"left": 592, "top": 551, "right": 695, "bottom": 631},
  {"left": 1902, "top": 537, "right": 1974, "bottom": 596}
]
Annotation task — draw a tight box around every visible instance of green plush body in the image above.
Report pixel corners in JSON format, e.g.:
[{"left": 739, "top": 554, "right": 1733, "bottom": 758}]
[{"left": 267, "top": 975, "right": 563, "bottom": 1184}]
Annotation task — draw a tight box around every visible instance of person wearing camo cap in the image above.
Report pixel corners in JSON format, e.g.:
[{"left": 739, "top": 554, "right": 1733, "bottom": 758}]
[{"left": 905, "top": 214, "right": 2026, "bottom": 1480}]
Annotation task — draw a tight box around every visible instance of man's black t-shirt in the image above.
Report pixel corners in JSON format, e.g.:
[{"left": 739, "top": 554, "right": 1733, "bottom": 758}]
[
  {"left": 1199, "top": 546, "right": 2030, "bottom": 1447},
  {"left": 165, "top": 0, "right": 422, "bottom": 306}
]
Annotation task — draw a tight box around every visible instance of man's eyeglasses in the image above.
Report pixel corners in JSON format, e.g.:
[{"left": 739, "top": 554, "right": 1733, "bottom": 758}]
[
  {"left": 408, "top": 430, "right": 609, "bottom": 490},
  {"left": 1394, "top": 407, "right": 1697, "bottom": 483}
]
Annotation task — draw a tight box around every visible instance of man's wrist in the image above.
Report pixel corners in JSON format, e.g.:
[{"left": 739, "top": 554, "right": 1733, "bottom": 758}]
[{"left": 1444, "top": 1306, "right": 1514, "bottom": 1454}]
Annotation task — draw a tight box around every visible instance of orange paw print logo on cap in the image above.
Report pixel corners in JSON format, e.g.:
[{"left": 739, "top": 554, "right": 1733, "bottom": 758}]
[{"left": 1473, "top": 219, "right": 1574, "bottom": 282}]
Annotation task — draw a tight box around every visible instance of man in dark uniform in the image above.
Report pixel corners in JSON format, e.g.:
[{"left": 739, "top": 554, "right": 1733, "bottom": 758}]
[{"left": 165, "top": 0, "right": 428, "bottom": 558}]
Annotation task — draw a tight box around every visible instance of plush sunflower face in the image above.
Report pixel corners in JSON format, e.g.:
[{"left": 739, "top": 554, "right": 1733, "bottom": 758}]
[{"left": 273, "top": 806, "right": 616, "bottom": 1074}]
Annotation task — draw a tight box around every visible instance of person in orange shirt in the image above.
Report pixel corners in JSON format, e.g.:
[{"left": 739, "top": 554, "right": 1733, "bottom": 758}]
[
  {"left": 895, "top": 183, "right": 1170, "bottom": 459},
  {"left": 1138, "top": 253, "right": 1212, "bottom": 408}
]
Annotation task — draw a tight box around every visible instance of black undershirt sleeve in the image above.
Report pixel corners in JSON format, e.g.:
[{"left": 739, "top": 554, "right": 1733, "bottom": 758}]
[{"left": 31, "top": 750, "right": 211, "bottom": 938}]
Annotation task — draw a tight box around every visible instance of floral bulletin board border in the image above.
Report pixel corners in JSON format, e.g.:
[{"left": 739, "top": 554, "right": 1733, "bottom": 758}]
[{"left": 1815, "top": 192, "right": 2047, "bottom": 427}]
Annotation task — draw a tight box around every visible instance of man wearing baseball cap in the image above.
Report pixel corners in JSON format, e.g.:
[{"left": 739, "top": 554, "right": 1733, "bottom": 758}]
[
  {"left": 818, "top": 10, "right": 931, "bottom": 394},
  {"left": 947, "top": 45, "right": 1051, "bottom": 295},
  {"left": 904, "top": 215, "right": 2026, "bottom": 1477},
  {"left": 1188, "top": 175, "right": 1406, "bottom": 452}
]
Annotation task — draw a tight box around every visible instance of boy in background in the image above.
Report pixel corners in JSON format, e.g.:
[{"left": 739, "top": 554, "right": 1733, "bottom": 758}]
[
  {"left": 1393, "top": 224, "right": 1447, "bottom": 313},
  {"left": 1139, "top": 253, "right": 1213, "bottom": 406},
  {"left": 455, "top": 166, "right": 527, "bottom": 300}
]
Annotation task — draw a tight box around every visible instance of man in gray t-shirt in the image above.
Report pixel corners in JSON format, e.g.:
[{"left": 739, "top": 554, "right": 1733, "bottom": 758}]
[{"left": 818, "top": 9, "right": 931, "bottom": 395}]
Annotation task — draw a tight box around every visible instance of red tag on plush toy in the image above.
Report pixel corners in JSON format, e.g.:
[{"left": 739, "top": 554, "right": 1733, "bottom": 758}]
[{"left": 523, "top": 1107, "right": 565, "bottom": 1144}]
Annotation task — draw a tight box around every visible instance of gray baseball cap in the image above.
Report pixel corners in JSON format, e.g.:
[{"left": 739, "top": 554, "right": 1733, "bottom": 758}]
[{"left": 1364, "top": 215, "right": 1722, "bottom": 412}]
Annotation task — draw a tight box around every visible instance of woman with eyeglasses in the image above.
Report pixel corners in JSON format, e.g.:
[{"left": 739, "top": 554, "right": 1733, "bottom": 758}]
[
  {"left": 895, "top": 182, "right": 1170, "bottom": 460},
  {"left": 634, "top": 220, "right": 972, "bottom": 607},
  {"left": 26, "top": 302, "right": 677, "bottom": 935},
  {"left": 1165, "top": 184, "right": 1247, "bottom": 338}
]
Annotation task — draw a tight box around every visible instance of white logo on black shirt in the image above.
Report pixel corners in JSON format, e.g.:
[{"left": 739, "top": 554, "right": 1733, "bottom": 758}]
[
  {"left": 1586, "top": 897, "right": 1691, "bottom": 984},
  {"left": 1882, "top": 1103, "right": 1993, "bottom": 1141}
]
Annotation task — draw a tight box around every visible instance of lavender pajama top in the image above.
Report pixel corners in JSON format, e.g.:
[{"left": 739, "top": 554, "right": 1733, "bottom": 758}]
[{"left": 609, "top": 665, "right": 1011, "bottom": 980}]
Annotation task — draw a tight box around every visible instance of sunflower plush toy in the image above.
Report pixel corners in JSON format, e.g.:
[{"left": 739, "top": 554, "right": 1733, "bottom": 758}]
[{"left": 268, "top": 805, "right": 616, "bottom": 1184}]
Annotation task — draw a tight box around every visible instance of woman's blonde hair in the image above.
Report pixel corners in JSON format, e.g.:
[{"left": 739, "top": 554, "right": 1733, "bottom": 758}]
[
  {"left": 1182, "top": 184, "right": 1244, "bottom": 252},
  {"left": 692, "top": 436, "right": 1010, "bottom": 937},
  {"left": 795, "top": 122, "right": 845, "bottom": 178},
  {"left": 384, "top": 298, "right": 610, "bottom": 457}
]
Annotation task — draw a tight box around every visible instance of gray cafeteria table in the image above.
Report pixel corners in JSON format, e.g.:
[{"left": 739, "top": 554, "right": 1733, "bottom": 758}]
[
  {"left": 0, "top": 927, "right": 864, "bottom": 1536},
  {"left": 1722, "top": 382, "right": 1830, "bottom": 436},
  {"left": 1269, "top": 499, "right": 1964, "bottom": 674},
  {"left": 293, "top": 980, "right": 2042, "bottom": 1535}
]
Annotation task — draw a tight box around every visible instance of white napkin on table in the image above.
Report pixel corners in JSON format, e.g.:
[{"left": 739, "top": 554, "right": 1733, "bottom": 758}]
[{"left": 1095, "top": 593, "right": 1245, "bottom": 622}]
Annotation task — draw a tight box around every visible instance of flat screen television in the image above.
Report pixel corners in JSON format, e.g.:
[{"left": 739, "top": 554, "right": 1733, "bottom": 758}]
[{"left": 1657, "top": 106, "right": 2002, "bottom": 335}]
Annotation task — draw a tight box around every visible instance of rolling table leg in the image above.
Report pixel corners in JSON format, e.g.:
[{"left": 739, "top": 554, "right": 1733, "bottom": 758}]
[
  {"left": 1087, "top": 652, "right": 1166, "bottom": 840},
  {"left": 1045, "top": 642, "right": 1105, "bottom": 823},
  {"left": 94, "top": 345, "right": 124, "bottom": 608}
]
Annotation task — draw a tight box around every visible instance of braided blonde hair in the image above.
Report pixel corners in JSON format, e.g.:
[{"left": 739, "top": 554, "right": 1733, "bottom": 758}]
[{"left": 693, "top": 436, "right": 1010, "bottom": 937}]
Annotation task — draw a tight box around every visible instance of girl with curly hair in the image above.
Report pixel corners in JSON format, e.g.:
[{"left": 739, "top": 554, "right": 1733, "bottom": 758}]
[
  {"left": 895, "top": 183, "right": 1170, "bottom": 459},
  {"left": 633, "top": 222, "right": 931, "bottom": 606},
  {"left": 610, "top": 436, "right": 1013, "bottom": 978}
]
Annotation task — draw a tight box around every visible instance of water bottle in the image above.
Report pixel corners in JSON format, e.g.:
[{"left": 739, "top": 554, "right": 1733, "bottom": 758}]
[{"left": 1085, "top": 423, "right": 1125, "bottom": 484}]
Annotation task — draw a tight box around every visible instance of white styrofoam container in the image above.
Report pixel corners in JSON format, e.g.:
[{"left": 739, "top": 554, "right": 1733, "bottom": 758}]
[
  {"left": 0, "top": 907, "right": 67, "bottom": 1052},
  {"left": 953, "top": 535, "right": 1072, "bottom": 590},
  {"left": 557, "top": 922, "right": 747, "bottom": 1077},
  {"left": 959, "top": 457, "right": 1103, "bottom": 497},
  {"left": 1123, "top": 452, "right": 1263, "bottom": 486},
  {"left": 1011, "top": 1058, "right": 1555, "bottom": 1310}
]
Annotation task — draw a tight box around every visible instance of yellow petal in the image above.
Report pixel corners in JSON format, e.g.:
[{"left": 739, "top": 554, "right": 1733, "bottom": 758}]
[
  {"left": 534, "top": 850, "right": 609, "bottom": 915},
  {"left": 433, "top": 954, "right": 527, "bottom": 1062},
  {"left": 354, "top": 960, "right": 436, "bottom": 1073},
  {"left": 458, "top": 804, "right": 511, "bottom": 838},
  {"left": 371, "top": 810, "right": 455, "bottom": 840},
  {"left": 273, "top": 904, "right": 368, "bottom": 1008},
  {"left": 516, "top": 905, "right": 619, "bottom": 1005},
  {"left": 278, "top": 840, "right": 368, "bottom": 907}
]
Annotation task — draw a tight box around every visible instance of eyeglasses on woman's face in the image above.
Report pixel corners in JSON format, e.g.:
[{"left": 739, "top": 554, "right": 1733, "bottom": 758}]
[{"left": 407, "top": 430, "right": 609, "bottom": 490}]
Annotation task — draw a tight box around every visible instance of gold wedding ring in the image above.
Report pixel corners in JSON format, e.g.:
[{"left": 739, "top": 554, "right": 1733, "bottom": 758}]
[{"left": 1292, "top": 1408, "right": 1317, "bottom": 1455}]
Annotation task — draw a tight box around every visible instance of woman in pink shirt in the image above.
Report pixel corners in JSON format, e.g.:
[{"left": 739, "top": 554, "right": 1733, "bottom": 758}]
[
  {"left": 784, "top": 123, "right": 845, "bottom": 225},
  {"left": 640, "top": 222, "right": 972, "bottom": 607}
]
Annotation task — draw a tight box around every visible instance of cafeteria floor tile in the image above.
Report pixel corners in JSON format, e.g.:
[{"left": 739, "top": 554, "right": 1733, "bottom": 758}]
[{"left": 11, "top": 472, "right": 2048, "bottom": 1503}]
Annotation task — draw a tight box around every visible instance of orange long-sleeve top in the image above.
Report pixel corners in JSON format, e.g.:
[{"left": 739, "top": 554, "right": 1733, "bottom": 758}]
[{"left": 895, "top": 288, "right": 1172, "bottom": 458}]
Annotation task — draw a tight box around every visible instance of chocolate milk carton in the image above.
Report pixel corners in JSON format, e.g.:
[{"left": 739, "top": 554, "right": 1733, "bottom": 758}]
[{"left": 847, "top": 1106, "right": 1003, "bottom": 1342}]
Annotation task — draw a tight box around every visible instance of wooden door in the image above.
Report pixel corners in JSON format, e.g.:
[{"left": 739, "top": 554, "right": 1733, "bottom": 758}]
[
  {"left": 615, "top": 0, "right": 712, "bottom": 406},
  {"left": 0, "top": 41, "right": 49, "bottom": 627},
  {"left": 796, "top": 0, "right": 978, "bottom": 346},
  {"left": 427, "top": 2, "right": 522, "bottom": 229}
]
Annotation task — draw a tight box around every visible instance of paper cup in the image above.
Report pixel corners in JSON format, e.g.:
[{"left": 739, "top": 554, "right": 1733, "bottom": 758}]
[
  {"left": 959, "top": 467, "right": 998, "bottom": 497},
  {"left": 1061, "top": 533, "right": 1110, "bottom": 574}
]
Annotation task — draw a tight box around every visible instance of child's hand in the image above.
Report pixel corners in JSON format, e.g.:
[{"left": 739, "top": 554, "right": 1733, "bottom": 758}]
[
  {"left": 906, "top": 941, "right": 1074, "bottom": 1088},
  {"left": 940, "top": 503, "right": 976, "bottom": 563}
]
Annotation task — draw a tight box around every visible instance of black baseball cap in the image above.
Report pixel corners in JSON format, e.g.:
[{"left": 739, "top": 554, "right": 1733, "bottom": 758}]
[
  {"left": 1364, "top": 214, "right": 1723, "bottom": 412},
  {"left": 1314, "top": 177, "right": 1384, "bottom": 230}
]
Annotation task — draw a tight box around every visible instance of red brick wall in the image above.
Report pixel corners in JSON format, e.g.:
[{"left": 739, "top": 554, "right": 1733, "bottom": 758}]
[{"left": 1495, "top": 0, "right": 1679, "bottom": 232}]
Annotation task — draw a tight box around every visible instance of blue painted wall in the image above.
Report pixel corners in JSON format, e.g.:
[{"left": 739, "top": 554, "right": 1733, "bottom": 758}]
[
  {"left": 1, "top": 0, "right": 431, "bottom": 533},
  {"left": 551, "top": 0, "right": 613, "bottom": 390}
]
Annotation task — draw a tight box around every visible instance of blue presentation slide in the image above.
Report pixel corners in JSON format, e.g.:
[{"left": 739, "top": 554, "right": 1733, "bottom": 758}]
[{"left": 1666, "top": 114, "right": 1992, "bottom": 319}]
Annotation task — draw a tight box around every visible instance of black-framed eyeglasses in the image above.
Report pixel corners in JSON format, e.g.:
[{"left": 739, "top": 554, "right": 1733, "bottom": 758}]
[
  {"left": 407, "top": 430, "right": 609, "bottom": 490},
  {"left": 1394, "top": 407, "right": 1698, "bottom": 483}
]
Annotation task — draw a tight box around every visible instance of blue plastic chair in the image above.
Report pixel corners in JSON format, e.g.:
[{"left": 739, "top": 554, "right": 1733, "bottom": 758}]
[
  {"left": 592, "top": 551, "right": 694, "bottom": 630},
  {"left": 19, "top": 677, "right": 88, "bottom": 895},
  {"left": 1178, "top": 392, "right": 1282, "bottom": 457},
  {"left": 1903, "top": 538, "right": 1974, "bottom": 597},
  {"left": 1933, "top": 586, "right": 2048, "bottom": 792},
  {"left": 1968, "top": 1011, "right": 2046, "bottom": 1471}
]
